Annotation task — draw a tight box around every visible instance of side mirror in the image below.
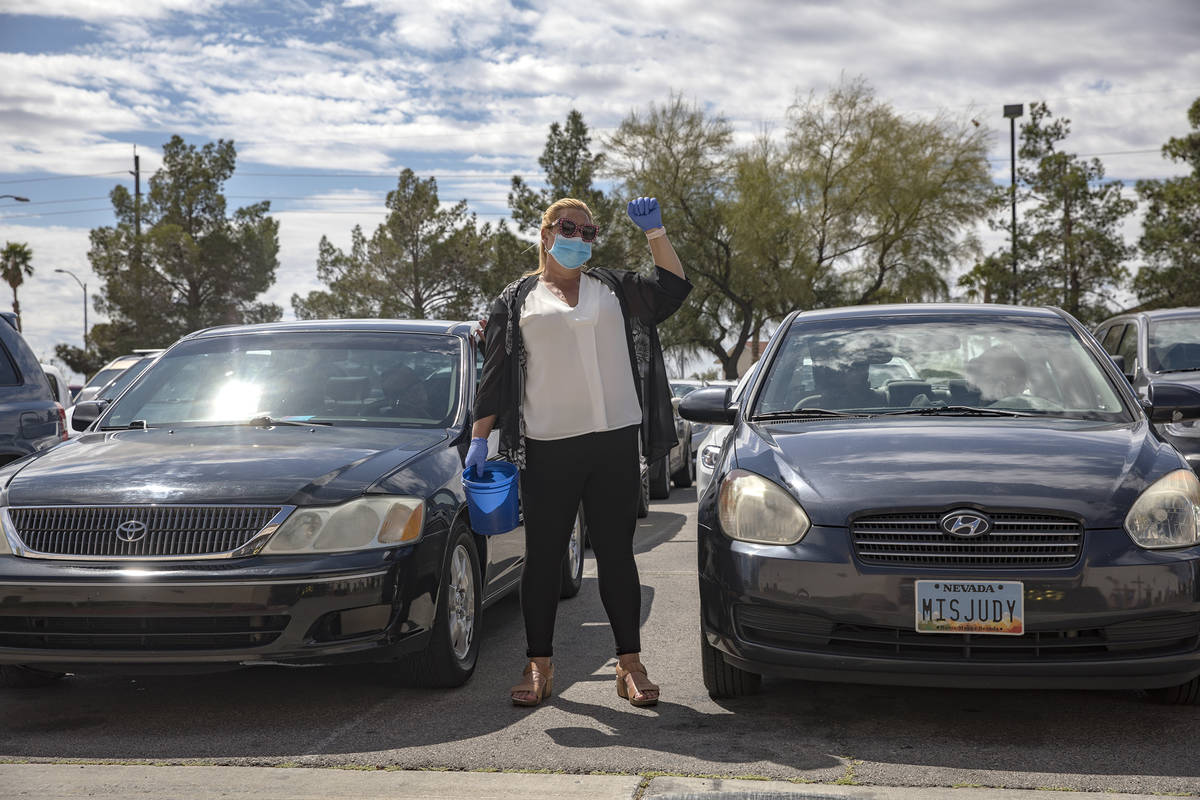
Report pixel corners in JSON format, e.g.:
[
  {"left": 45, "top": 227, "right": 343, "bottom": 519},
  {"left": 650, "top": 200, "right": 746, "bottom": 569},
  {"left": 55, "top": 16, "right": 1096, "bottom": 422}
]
[
  {"left": 70, "top": 400, "right": 105, "bottom": 432},
  {"left": 1146, "top": 382, "right": 1200, "bottom": 424},
  {"left": 679, "top": 386, "right": 735, "bottom": 425}
]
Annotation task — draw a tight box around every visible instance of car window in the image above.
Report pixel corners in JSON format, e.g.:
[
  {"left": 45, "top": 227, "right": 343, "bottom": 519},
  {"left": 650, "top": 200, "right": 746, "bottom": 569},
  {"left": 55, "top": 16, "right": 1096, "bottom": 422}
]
[
  {"left": 1148, "top": 317, "right": 1200, "bottom": 374},
  {"left": 102, "top": 331, "right": 464, "bottom": 429},
  {"left": 753, "top": 315, "right": 1129, "bottom": 421},
  {"left": 1098, "top": 324, "right": 1122, "bottom": 353},
  {"left": 83, "top": 363, "right": 134, "bottom": 392},
  {"left": 1115, "top": 324, "right": 1139, "bottom": 373},
  {"left": 0, "top": 342, "right": 20, "bottom": 386},
  {"left": 95, "top": 357, "right": 155, "bottom": 401}
]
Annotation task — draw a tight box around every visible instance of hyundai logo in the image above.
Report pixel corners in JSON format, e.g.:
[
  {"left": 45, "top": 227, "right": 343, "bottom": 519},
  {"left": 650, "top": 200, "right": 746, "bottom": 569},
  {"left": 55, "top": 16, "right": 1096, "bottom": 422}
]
[
  {"left": 115, "top": 520, "right": 148, "bottom": 543},
  {"left": 939, "top": 510, "right": 991, "bottom": 538}
]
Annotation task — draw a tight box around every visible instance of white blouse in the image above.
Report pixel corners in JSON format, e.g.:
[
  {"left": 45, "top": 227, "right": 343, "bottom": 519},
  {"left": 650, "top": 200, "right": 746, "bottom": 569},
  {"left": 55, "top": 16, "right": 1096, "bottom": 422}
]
[{"left": 519, "top": 273, "right": 642, "bottom": 440}]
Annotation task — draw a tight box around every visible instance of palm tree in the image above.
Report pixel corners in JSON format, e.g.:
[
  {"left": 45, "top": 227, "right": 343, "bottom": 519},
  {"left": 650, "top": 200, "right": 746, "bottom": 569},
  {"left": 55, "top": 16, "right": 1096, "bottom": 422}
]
[{"left": 1, "top": 242, "right": 34, "bottom": 331}]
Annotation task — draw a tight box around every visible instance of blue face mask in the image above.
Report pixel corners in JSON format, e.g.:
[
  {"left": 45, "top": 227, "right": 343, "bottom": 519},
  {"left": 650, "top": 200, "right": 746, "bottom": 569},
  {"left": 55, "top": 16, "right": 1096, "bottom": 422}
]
[{"left": 548, "top": 234, "right": 591, "bottom": 269}]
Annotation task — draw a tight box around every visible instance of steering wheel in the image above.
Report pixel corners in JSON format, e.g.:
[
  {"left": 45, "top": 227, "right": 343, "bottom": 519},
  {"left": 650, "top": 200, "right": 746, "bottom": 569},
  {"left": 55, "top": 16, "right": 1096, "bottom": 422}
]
[
  {"left": 793, "top": 394, "right": 823, "bottom": 410},
  {"left": 988, "top": 394, "right": 1063, "bottom": 411}
]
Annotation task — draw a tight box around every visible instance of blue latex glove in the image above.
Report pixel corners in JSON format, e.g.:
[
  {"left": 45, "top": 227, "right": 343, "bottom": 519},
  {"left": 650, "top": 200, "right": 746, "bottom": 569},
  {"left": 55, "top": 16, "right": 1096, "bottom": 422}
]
[
  {"left": 464, "top": 437, "right": 488, "bottom": 473},
  {"left": 627, "top": 196, "right": 662, "bottom": 231}
]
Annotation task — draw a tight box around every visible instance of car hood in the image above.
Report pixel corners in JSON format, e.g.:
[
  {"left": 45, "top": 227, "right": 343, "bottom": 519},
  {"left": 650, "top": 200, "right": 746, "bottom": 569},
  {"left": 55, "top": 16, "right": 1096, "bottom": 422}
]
[
  {"left": 736, "top": 417, "right": 1186, "bottom": 528},
  {"left": 3, "top": 425, "right": 451, "bottom": 506}
]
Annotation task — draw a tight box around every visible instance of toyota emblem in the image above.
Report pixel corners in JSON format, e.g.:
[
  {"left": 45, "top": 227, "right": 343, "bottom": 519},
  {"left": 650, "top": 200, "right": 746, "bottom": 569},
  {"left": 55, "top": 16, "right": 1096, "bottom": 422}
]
[
  {"left": 939, "top": 510, "right": 991, "bottom": 538},
  {"left": 115, "top": 520, "right": 148, "bottom": 543}
]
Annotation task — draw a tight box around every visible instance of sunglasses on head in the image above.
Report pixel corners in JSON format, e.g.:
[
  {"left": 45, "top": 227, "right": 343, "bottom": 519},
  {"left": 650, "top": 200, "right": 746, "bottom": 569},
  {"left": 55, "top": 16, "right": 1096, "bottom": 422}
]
[{"left": 552, "top": 218, "right": 600, "bottom": 243}]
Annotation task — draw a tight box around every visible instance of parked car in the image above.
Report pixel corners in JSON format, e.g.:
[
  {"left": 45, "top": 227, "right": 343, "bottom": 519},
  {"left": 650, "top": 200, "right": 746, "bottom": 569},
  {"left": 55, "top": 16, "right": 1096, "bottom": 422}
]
[
  {"left": 686, "top": 381, "right": 739, "bottom": 465},
  {"left": 63, "top": 353, "right": 157, "bottom": 434},
  {"left": 680, "top": 303, "right": 1200, "bottom": 704},
  {"left": 694, "top": 369, "right": 758, "bottom": 496},
  {"left": 0, "top": 319, "right": 584, "bottom": 688},
  {"left": 670, "top": 379, "right": 705, "bottom": 398},
  {"left": 40, "top": 364, "right": 72, "bottom": 409},
  {"left": 0, "top": 324, "right": 67, "bottom": 468},
  {"left": 648, "top": 401, "right": 694, "bottom": 500},
  {"left": 74, "top": 350, "right": 162, "bottom": 405},
  {"left": 1095, "top": 308, "right": 1200, "bottom": 473}
]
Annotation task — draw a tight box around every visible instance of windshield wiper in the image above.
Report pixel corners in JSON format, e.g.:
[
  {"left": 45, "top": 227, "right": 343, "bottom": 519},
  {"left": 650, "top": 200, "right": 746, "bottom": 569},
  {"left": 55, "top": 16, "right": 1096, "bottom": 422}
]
[
  {"left": 99, "top": 420, "right": 151, "bottom": 431},
  {"left": 751, "top": 408, "right": 868, "bottom": 420},
  {"left": 248, "top": 415, "right": 333, "bottom": 427},
  {"left": 877, "top": 405, "right": 1040, "bottom": 417}
]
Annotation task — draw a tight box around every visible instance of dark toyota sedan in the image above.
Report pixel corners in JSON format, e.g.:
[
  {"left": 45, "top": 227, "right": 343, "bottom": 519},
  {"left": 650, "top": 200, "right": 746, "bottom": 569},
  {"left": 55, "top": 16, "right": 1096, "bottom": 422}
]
[
  {"left": 0, "top": 320, "right": 585, "bottom": 688},
  {"left": 680, "top": 304, "right": 1200, "bottom": 703}
]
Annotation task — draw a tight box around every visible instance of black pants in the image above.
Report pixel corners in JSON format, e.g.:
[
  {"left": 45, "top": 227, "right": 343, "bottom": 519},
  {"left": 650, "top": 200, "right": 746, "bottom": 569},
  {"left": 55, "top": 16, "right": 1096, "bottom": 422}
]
[{"left": 520, "top": 425, "right": 642, "bottom": 658}]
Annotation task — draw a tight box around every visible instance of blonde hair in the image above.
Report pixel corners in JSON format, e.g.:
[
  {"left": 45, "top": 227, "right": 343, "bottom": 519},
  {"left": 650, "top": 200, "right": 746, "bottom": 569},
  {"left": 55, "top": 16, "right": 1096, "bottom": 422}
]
[{"left": 525, "top": 197, "right": 594, "bottom": 277}]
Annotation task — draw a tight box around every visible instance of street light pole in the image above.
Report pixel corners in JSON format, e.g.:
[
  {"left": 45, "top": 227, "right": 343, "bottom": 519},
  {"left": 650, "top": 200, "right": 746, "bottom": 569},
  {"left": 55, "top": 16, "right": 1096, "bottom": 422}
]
[
  {"left": 0, "top": 195, "right": 30, "bottom": 203},
  {"left": 54, "top": 269, "right": 87, "bottom": 346},
  {"left": 1003, "top": 104, "right": 1024, "bottom": 305}
]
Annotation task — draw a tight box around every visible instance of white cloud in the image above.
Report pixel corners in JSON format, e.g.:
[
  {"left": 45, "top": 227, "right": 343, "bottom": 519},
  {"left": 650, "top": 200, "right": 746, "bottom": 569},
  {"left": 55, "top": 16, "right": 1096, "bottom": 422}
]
[{"left": 3, "top": 0, "right": 230, "bottom": 20}]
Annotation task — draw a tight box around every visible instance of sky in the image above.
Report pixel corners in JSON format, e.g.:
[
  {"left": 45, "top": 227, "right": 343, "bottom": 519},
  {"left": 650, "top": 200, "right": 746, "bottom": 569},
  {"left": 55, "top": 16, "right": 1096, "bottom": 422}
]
[{"left": 2, "top": 0, "right": 1198, "bottom": 382}]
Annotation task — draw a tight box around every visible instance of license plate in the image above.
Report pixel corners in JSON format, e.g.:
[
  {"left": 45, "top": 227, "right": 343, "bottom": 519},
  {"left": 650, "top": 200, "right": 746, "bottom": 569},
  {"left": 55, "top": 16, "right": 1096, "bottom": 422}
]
[{"left": 915, "top": 580, "right": 1024, "bottom": 635}]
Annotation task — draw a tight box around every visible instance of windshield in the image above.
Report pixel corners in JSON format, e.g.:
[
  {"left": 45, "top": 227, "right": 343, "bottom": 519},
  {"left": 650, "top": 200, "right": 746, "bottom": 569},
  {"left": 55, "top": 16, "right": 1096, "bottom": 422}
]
[
  {"left": 83, "top": 362, "right": 135, "bottom": 391},
  {"left": 671, "top": 382, "right": 701, "bottom": 398},
  {"left": 102, "top": 331, "right": 463, "bottom": 428},
  {"left": 1148, "top": 317, "right": 1200, "bottom": 374},
  {"left": 96, "top": 357, "right": 155, "bottom": 401},
  {"left": 752, "top": 314, "right": 1130, "bottom": 422}
]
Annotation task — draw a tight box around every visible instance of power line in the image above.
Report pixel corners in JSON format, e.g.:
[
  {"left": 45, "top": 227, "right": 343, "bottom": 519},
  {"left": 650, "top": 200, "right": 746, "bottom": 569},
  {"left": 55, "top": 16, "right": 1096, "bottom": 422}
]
[
  {"left": 0, "top": 206, "right": 114, "bottom": 220},
  {"left": 0, "top": 171, "right": 127, "bottom": 185}
]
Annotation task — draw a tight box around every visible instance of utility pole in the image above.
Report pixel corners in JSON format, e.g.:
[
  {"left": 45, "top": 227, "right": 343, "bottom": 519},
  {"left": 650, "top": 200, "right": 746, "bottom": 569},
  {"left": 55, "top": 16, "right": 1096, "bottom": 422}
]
[
  {"left": 1003, "top": 104, "right": 1024, "bottom": 305},
  {"left": 131, "top": 146, "right": 142, "bottom": 271}
]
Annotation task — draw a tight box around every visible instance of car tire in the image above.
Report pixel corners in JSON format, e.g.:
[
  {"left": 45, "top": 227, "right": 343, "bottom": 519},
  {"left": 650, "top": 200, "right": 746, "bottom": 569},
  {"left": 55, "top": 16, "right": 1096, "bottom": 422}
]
[
  {"left": 559, "top": 504, "right": 586, "bottom": 599},
  {"left": 700, "top": 629, "right": 761, "bottom": 699},
  {"left": 0, "top": 665, "right": 65, "bottom": 688},
  {"left": 404, "top": 521, "right": 482, "bottom": 688},
  {"left": 649, "top": 456, "right": 671, "bottom": 500},
  {"left": 672, "top": 438, "right": 694, "bottom": 489},
  {"left": 1149, "top": 677, "right": 1200, "bottom": 705}
]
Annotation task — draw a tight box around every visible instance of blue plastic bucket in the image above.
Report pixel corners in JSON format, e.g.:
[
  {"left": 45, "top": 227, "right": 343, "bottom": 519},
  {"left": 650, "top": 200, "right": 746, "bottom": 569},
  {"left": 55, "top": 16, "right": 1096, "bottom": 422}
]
[{"left": 462, "top": 461, "right": 520, "bottom": 535}]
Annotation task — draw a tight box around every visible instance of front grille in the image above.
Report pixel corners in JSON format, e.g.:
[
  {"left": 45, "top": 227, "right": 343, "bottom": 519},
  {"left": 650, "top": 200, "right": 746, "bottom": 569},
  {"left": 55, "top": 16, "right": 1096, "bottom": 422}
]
[
  {"left": 735, "top": 605, "right": 1200, "bottom": 661},
  {"left": 852, "top": 511, "right": 1082, "bottom": 569},
  {"left": 7, "top": 505, "right": 285, "bottom": 559},
  {"left": 0, "top": 615, "right": 289, "bottom": 650}
]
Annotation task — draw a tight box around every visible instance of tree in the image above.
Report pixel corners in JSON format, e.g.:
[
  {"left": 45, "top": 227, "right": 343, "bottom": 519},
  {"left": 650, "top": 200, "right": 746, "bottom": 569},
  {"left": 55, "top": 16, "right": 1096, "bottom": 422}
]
[
  {"left": 1133, "top": 96, "right": 1200, "bottom": 307},
  {"left": 783, "top": 78, "right": 996, "bottom": 308},
  {"left": 605, "top": 94, "right": 755, "bottom": 378},
  {"left": 293, "top": 169, "right": 490, "bottom": 320},
  {"left": 1009, "top": 103, "right": 1135, "bottom": 322},
  {"left": 508, "top": 109, "right": 630, "bottom": 273},
  {"left": 78, "top": 135, "right": 281, "bottom": 363},
  {"left": 1, "top": 242, "right": 33, "bottom": 331}
]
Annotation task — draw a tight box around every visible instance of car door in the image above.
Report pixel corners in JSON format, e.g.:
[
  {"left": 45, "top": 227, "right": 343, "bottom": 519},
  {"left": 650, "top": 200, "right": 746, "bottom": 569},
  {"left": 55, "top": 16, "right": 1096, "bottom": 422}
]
[{"left": 469, "top": 336, "right": 526, "bottom": 598}]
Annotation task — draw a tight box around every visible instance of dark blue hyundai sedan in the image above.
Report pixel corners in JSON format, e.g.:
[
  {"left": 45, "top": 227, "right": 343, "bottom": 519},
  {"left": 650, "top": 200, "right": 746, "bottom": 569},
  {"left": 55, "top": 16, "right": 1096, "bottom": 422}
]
[{"left": 680, "top": 304, "right": 1200, "bottom": 703}]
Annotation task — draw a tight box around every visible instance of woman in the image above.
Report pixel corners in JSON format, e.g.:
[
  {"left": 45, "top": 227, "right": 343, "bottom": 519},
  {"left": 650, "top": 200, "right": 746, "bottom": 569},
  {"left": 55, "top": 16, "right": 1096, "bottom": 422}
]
[{"left": 468, "top": 196, "right": 690, "bottom": 707}]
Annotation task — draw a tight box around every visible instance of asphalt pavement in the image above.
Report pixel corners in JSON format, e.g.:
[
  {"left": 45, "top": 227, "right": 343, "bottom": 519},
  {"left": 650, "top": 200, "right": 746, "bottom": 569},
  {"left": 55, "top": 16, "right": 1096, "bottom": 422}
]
[{"left": 2, "top": 487, "right": 1199, "bottom": 797}]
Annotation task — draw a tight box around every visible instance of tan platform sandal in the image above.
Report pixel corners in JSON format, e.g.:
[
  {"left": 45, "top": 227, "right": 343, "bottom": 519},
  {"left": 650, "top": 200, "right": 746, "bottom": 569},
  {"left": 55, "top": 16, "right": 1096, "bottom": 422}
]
[
  {"left": 510, "top": 661, "right": 553, "bottom": 707},
  {"left": 615, "top": 661, "right": 659, "bottom": 707}
]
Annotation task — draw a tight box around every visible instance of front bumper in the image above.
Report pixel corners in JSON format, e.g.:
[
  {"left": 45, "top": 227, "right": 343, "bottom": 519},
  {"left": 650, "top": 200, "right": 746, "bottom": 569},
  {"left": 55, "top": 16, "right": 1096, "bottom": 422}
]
[
  {"left": 0, "top": 534, "right": 445, "bottom": 671},
  {"left": 699, "top": 522, "right": 1200, "bottom": 691}
]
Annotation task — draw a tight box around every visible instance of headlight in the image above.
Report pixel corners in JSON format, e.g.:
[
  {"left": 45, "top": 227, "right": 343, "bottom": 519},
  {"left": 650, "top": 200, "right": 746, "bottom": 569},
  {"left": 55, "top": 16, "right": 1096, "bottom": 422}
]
[
  {"left": 263, "top": 497, "right": 424, "bottom": 554},
  {"left": 1125, "top": 469, "right": 1200, "bottom": 549},
  {"left": 717, "top": 469, "right": 810, "bottom": 545},
  {"left": 1164, "top": 420, "right": 1200, "bottom": 438},
  {"left": 700, "top": 444, "right": 723, "bottom": 471}
]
